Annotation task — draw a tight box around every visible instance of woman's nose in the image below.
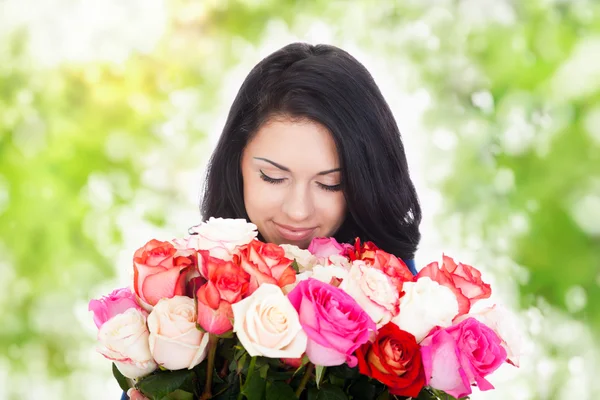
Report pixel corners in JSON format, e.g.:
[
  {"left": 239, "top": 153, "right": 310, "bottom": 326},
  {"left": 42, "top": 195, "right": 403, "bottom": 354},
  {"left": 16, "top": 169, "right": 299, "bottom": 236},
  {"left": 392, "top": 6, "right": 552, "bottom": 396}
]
[{"left": 282, "top": 184, "right": 314, "bottom": 222}]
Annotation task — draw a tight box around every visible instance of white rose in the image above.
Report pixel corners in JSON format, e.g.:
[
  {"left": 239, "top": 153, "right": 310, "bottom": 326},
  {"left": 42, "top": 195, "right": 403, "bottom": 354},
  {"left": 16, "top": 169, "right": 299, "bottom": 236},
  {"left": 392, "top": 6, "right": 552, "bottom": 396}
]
[
  {"left": 391, "top": 277, "right": 459, "bottom": 342},
  {"left": 339, "top": 261, "right": 400, "bottom": 328},
  {"left": 326, "top": 254, "right": 351, "bottom": 268},
  {"left": 456, "top": 304, "right": 523, "bottom": 367},
  {"left": 311, "top": 264, "right": 349, "bottom": 285},
  {"left": 97, "top": 308, "right": 157, "bottom": 379},
  {"left": 280, "top": 244, "right": 317, "bottom": 272},
  {"left": 148, "top": 296, "right": 210, "bottom": 370},
  {"left": 232, "top": 284, "right": 307, "bottom": 358},
  {"left": 181, "top": 217, "right": 258, "bottom": 260}
]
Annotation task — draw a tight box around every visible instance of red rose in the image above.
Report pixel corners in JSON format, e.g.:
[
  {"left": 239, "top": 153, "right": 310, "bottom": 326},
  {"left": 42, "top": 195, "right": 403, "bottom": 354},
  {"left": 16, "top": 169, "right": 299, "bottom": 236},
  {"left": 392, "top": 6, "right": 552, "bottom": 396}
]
[
  {"left": 348, "top": 238, "right": 414, "bottom": 292},
  {"left": 356, "top": 323, "right": 425, "bottom": 397},
  {"left": 236, "top": 240, "right": 296, "bottom": 294},
  {"left": 417, "top": 255, "right": 491, "bottom": 315},
  {"left": 196, "top": 251, "right": 250, "bottom": 334},
  {"left": 133, "top": 240, "right": 194, "bottom": 307}
]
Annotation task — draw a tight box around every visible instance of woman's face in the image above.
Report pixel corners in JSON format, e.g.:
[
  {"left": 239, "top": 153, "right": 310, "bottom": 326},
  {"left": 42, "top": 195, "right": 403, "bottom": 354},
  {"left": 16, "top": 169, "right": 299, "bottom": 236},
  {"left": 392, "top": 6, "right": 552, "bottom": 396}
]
[{"left": 241, "top": 117, "right": 347, "bottom": 249}]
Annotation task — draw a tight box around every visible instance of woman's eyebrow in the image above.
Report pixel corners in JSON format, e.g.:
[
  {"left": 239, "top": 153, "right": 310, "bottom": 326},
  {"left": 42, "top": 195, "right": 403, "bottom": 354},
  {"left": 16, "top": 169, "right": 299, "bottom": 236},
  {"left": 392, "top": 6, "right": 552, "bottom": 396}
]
[
  {"left": 254, "top": 157, "right": 341, "bottom": 175},
  {"left": 254, "top": 157, "right": 289, "bottom": 171}
]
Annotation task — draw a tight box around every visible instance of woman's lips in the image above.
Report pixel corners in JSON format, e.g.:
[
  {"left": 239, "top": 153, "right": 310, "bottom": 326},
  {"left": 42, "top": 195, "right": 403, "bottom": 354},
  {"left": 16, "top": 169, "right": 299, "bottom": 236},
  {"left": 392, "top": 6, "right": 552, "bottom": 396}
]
[{"left": 274, "top": 223, "right": 316, "bottom": 242}]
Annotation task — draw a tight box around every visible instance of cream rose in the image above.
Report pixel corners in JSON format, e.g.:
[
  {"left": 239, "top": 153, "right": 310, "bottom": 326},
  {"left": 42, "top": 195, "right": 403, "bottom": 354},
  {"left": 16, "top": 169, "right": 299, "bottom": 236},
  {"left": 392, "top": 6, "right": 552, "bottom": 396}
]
[
  {"left": 280, "top": 244, "right": 317, "bottom": 272},
  {"left": 339, "top": 261, "right": 400, "bottom": 328},
  {"left": 181, "top": 217, "right": 258, "bottom": 260},
  {"left": 282, "top": 263, "right": 349, "bottom": 294},
  {"left": 148, "top": 296, "right": 210, "bottom": 370},
  {"left": 97, "top": 308, "right": 157, "bottom": 379},
  {"left": 391, "top": 277, "right": 459, "bottom": 342},
  {"left": 232, "top": 284, "right": 307, "bottom": 358},
  {"left": 311, "top": 264, "right": 349, "bottom": 284}
]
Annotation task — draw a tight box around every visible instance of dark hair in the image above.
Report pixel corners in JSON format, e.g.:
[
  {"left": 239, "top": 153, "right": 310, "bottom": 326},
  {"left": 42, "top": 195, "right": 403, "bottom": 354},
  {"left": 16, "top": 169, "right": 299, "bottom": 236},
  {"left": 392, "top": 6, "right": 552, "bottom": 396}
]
[{"left": 201, "top": 42, "right": 422, "bottom": 260}]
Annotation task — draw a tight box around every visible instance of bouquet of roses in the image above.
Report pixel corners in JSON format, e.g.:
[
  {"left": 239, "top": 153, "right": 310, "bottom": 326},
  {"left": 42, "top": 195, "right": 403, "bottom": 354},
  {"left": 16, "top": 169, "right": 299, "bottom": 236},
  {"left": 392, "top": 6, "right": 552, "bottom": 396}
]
[{"left": 89, "top": 218, "right": 520, "bottom": 400}]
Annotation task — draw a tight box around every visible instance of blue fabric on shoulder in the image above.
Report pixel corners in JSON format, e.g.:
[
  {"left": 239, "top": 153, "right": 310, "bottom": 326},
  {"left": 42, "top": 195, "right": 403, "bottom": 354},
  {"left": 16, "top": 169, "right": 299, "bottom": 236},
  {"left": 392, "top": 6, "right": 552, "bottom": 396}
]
[{"left": 403, "top": 258, "right": 417, "bottom": 276}]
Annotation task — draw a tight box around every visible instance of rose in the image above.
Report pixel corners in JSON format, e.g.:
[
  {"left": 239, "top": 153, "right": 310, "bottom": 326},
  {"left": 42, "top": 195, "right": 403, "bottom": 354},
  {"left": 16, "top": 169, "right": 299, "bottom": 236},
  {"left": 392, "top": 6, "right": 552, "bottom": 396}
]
[
  {"left": 280, "top": 244, "right": 317, "bottom": 272},
  {"left": 133, "top": 239, "right": 194, "bottom": 307},
  {"left": 147, "top": 296, "right": 210, "bottom": 370},
  {"left": 455, "top": 304, "right": 522, "bottom": 367},
  {"left": 420, "top": 317, "right": 507, "bottom": 398},
  {"left": 340, "top": 261, "right": 400, "bottom": 328},
  {"left": 288, "top": 278, "right": 376, "bottom": 367},
  {"left": 183, "top": 217, "right": 258, "bottom": 260},
  {"left": 89, "top": 288, "right": 142, "bottom": 329},
  {"left": 357, "top": 323, "right": 425, "bottom": 397},
  {"left": 96, "top": 308, "right": 157, "bottom": 379},
  {"left": 417, "top": 255, "right": 491, "bottom": 315},
  {"left": 347, "top": 238, "right": 413, "bottom": 291},
  {"left": 232, "top": 283, "right": 307, "bottom": 358},
  {"left": 307, "top": 237, "right": 345, "bottom": 258},
  {"left": 282, "top": 263, "right": 349, "bottom": 294},
  {"left": 237, "top": 240, "right": 296, "bottom": 294},
  {"left": 391, "top": 277, "right": 459, "bottom": 342},
  {"left": 196, "top": 252, "right": 250, "bottom": 334},
  {"left": 127, "top": 389, "right": 150, "bottom": 400}
]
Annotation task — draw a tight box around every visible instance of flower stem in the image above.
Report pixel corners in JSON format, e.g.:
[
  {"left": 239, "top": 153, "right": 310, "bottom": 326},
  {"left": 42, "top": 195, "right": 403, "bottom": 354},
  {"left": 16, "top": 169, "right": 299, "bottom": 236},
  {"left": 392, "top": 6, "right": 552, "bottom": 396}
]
[
  {"left": 200, "top": 334, "right": 219, "bottom": 400},
  {"left": 294, "top": 362, "right": 314, "bottom": 398}
]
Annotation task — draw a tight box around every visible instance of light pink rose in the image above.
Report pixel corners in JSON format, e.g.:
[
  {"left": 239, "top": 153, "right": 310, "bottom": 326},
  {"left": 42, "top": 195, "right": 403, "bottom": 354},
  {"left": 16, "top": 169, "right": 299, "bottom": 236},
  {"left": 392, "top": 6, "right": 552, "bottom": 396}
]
[
  {"left": 420, "top": 317, "right": 507, "bottom": 398},
  {"left": 288, "top": 278, "right": 376, "bottom": 367},
  {"left": 307, "top": 237, "right": 345, "bottom": 258},
  {"left": 89, "top": 288, "right": 142, "bottom": 329},
  {"left": 96, "top": 308, "right": 157, "bottom": 379},
  {"left": 148, "top": 296, "right": 210, "bottom": 370},
  {"left": 339, "top": 261, "right": 400, "bottom": 328}
]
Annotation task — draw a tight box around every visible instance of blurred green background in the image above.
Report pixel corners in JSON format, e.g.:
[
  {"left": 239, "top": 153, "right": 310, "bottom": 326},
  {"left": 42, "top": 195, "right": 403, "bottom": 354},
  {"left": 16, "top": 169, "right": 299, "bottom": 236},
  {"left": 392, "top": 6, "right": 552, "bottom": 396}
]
[{"left": 1, "top": 0, "right": 598, "bottom": 399}]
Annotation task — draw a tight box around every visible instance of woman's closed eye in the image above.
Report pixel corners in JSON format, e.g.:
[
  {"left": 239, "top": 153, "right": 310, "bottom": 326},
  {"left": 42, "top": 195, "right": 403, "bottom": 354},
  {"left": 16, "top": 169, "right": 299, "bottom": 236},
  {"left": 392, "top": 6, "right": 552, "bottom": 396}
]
[
  {"left": 259, "top": 170, "right": 341, "bottom": 192},
  {"left": 316, "top": 182, "right": 342, "bottom": 192},
  {"left": 259, "top": 170, "right": 285, "bottom": 184}
]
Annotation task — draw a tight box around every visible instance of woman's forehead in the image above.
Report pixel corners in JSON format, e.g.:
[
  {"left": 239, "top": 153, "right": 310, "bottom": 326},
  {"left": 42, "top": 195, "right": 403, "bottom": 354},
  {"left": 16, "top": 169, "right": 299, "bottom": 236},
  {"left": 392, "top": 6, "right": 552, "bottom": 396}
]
[{"left": 245, "top": 118, "right": 340, "bottom": 171}]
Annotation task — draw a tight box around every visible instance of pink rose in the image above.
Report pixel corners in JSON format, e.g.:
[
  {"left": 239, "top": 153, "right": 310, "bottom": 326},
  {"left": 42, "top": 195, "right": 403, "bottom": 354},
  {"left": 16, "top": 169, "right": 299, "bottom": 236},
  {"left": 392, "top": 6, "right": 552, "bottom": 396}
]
[
  {"left": 288, "top": 278, "right": 376, "bottom": 367},
  {"left": 236, "top": 240, "right": 296, "bottom": 294},
  {"left": 133, "top": 240, "right": 195, "bottom": 307},
  {"left": 196, "top": 251, "right": 250, "bottom": 334},
  {"left": 307, "top": 237, "right": 345, "bottom": 258},
  {"left": 88, "top": 288, "right": 142, "bottom": 329},
  {"left": 420, "top": 317, "right": 507, "bottom": 398}
]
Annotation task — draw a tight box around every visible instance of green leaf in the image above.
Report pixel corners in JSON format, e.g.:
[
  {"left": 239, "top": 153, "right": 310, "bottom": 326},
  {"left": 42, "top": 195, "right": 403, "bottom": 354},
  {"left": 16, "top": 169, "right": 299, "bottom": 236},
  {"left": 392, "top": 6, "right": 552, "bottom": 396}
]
[
  {"left": 291, "top": 260, "right": 300, "bottom": 273},
  {"left": 266, "top": 381, "right": 298, "bottom": 400},
  {"left": 240, "top": 369, "right": 265, "bottom": 400},
  {"left": 315, "top": 384, "right": 348, "bottom": 400},
  {"left": 328, "top": 364, "right": 360, "bottom": 380},
  {"left": 159, "top": 389, "right": 195, "bottom": 400},
  {"left": 137, "top": 369, "right": 195, "bottom": 400},
  {"left": 258, "top": 363, "right": 269, "bottom": 379},
  {"left": 347, "top": 376, "right": 383, "bottom": 400},
  {"left": 217, "top": 330, "right": 234, "bottom": 339},
  {"left": 112, "top": 363, "right": 131, "bottom": 392},
  {"left": 315, "top": 365, "right": 326, "bottom": 389}
]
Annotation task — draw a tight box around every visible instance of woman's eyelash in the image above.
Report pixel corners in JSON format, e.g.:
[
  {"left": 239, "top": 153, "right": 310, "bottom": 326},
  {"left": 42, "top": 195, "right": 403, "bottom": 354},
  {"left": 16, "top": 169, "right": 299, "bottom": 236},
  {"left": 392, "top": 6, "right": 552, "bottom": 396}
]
[
  {"left": 260, "top": 170, "right": 341, "bottom": 192},
  {"left": 259, "top": 170, "right": 284, "bottom": 184},
  {"left": 317, "top": 182, "right": 342, "bottom": 192}
]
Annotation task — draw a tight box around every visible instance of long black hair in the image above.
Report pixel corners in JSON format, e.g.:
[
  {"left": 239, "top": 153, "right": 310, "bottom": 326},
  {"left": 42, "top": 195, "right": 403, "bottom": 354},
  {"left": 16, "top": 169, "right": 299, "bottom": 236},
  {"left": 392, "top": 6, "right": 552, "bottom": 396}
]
[{"left": 201, "top": 42, "right": 422, "bottom": 260}]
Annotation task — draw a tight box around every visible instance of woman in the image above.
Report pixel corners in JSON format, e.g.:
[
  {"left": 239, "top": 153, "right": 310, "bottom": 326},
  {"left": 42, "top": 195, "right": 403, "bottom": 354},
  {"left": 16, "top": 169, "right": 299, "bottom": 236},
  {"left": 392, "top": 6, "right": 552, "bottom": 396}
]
[{"left": 122, "top": 42, "right": 421, "bottom": 400}]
